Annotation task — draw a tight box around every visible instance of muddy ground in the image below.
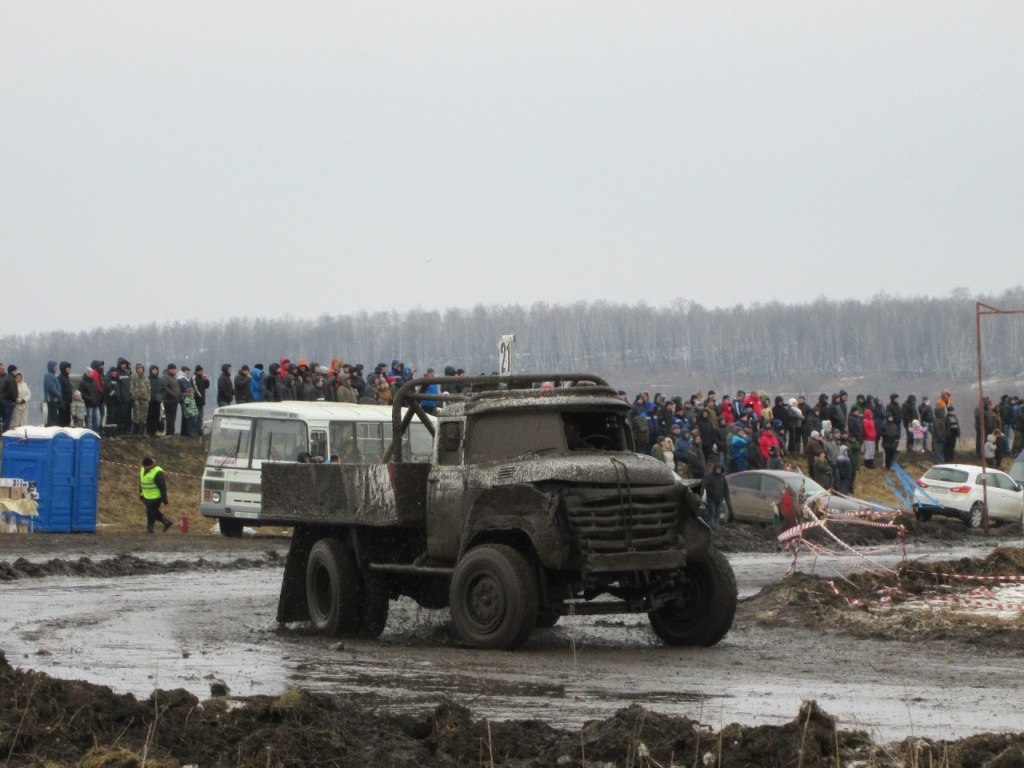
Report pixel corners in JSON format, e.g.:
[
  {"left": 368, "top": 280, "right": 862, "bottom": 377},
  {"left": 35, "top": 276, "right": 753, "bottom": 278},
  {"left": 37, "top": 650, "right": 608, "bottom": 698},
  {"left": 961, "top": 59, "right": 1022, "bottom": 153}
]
[{"left": 3, "top": 527, "right": 1024, "bottom": 767}]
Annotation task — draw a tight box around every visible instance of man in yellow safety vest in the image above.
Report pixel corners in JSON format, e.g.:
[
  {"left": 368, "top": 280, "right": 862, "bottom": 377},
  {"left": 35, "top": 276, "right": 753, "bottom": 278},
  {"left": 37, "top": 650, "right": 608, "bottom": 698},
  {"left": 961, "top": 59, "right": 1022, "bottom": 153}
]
[{"left": 139, "top": 457, "right": 175, "bottom": 533}]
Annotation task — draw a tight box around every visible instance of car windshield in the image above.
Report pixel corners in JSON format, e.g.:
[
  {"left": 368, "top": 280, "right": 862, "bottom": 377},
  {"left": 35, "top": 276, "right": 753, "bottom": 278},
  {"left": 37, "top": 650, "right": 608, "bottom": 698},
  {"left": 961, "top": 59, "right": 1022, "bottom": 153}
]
[
  {"left": 923, "top": 467, "right": 970, "bottom": 483},
  {"left": 783, "top": 475, "right": 827, "bottom": 496},
  {"left": 1010, "top": 458, "right": 1024, "bottom": 484}
]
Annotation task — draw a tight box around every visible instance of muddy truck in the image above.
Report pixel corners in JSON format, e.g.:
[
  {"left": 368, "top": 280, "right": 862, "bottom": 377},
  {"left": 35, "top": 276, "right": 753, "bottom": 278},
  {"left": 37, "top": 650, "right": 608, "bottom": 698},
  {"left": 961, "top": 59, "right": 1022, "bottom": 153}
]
[{"left": 262, "top": 374, "right": 736, "bottom": 650}]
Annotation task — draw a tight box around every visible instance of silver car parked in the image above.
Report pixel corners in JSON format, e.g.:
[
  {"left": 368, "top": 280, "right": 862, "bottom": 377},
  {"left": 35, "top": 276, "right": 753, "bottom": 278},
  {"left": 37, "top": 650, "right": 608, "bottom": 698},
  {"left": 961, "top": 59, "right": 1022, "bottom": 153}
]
[{"left": 725, "top": 469, "right": 864, "bottom": 524}]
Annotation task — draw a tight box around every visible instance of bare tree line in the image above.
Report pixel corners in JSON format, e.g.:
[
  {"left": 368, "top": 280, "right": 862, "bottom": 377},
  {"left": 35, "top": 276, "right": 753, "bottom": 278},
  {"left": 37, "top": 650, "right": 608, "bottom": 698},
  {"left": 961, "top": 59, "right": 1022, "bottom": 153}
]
[{"left": 3, "top": 288, "right": 1023, "bottom": 393}]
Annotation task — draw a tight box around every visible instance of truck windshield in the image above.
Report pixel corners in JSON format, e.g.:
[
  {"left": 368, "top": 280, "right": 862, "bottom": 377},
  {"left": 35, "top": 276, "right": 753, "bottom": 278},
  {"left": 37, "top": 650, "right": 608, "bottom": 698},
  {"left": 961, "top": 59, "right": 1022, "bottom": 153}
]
[{"left": 467, "top": 410, "right": 627, "bottom": 462}]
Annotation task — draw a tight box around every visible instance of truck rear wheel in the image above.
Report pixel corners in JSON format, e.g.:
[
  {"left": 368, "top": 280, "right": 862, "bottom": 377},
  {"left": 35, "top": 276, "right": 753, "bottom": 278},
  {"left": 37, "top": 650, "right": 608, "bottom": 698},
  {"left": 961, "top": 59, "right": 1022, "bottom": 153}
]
[
  {"left": 648, "top": 547, "right": 736, "bottom": 647},
  {"left": 449, "top": 544, "right": 538, "bottom": 650},
  {"left": 306, "top": 539, "right": 361, "bottom": 636}
]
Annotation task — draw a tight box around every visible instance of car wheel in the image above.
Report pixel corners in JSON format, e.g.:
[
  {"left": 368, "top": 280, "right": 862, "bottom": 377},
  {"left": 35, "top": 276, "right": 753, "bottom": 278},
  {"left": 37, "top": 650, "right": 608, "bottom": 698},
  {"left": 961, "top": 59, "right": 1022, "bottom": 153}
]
[
  {"left": 449, "top": 544, "right": 538, "bottom": 650},
  {"left": 305, "top": 539, "right": 361, "bottom": 635},
  {"left": 648, "top": 547, "right": 737, "bottom": 647},
  {"left": 965, "top": 503, "right": 984, "bottom": 529},
  {"left": 724, "top": 501, "right": 735, "bottom": 524},
  {"left": 914, "top": 508, "right": 932, "bottom": 523}
]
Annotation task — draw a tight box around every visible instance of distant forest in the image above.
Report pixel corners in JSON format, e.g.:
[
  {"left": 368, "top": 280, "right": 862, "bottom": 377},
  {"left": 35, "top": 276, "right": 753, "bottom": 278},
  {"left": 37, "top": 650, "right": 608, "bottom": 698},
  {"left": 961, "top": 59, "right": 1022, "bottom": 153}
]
[{"left": 3, "top": 288, "right": 1023, "bottom": 392}]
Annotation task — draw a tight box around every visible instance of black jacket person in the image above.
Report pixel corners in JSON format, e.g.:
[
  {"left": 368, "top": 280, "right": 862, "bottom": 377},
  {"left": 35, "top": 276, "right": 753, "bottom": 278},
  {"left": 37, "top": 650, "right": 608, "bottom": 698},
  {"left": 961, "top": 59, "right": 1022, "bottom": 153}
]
[{"left": 139, "top": 457, "right": 175, "bottom": 533}]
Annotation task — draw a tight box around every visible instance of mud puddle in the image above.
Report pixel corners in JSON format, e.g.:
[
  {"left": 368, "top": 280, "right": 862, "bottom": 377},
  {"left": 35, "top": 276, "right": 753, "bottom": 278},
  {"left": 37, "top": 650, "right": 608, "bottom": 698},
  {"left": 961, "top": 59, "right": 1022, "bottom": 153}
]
[{"left": 3, "top": 549, "right": 1023, "bottom": 743}]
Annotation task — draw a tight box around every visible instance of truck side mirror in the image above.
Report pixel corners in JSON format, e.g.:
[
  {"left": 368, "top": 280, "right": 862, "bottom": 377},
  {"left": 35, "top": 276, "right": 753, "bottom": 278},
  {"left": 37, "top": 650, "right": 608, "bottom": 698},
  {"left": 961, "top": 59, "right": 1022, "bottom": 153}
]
[{"left": 442, "top": 423, "right": 462, "bottom": 454}]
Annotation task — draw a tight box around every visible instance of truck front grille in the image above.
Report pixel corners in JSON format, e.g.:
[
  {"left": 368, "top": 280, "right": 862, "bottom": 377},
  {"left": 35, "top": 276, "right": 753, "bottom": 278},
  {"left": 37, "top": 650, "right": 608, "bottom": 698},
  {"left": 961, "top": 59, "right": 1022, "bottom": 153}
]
[{"left": 561, "top": 486, "right": 679, "bottom": 553}]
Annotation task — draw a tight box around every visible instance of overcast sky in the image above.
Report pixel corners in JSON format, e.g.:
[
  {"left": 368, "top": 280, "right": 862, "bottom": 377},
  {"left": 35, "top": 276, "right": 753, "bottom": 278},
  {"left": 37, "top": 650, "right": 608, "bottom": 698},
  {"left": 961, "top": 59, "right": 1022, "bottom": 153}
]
[{"left": 3, "top": 3, "right": 1021, "bottom": 335}]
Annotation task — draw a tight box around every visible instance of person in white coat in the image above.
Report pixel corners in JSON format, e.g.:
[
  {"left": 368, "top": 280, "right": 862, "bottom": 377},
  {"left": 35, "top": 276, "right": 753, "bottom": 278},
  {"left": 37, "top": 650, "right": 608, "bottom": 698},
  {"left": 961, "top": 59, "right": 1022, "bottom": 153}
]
[{"left": 12, "top": 371, "right": 31, "bottom": 428}]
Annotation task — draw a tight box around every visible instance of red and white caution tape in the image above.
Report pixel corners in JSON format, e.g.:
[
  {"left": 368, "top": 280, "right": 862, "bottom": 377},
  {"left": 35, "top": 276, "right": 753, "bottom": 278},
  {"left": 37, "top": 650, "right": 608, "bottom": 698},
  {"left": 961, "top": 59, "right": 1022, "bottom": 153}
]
[
  {"left": 902, "top": 569, "right": 1024, "bottom": 584},
  {"left": 100, "top": 458, "right": 203, "bottom": 481}
]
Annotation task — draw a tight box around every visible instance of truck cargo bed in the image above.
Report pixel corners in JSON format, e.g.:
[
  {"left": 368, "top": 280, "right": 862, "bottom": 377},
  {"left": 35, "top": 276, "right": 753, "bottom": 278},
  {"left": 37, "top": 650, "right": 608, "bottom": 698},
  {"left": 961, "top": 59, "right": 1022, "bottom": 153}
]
[{"left": 261, "top": 462, "right": 429, "bottom": 526}]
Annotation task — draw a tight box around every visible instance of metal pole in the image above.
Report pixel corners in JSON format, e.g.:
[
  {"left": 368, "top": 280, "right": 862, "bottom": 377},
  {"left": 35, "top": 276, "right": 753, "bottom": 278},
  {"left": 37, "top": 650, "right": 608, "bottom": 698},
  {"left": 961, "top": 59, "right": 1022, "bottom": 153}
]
[
  {"left": 974, "top": 302, "right": 1024, "bottom": 534},
  {"left": 976, "top": 302, "right": 989, "bottom": 533}
]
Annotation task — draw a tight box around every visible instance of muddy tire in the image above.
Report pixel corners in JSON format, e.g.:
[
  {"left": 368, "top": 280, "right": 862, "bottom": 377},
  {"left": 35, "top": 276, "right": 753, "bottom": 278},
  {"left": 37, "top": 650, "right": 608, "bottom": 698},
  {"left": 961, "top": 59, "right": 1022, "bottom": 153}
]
[
  {"left": 358, "top": 569, "right": 390, "bottom": 638},
  {"left": 965, "top": 503, "right": 983, "bottom": 529},
  {"left": 449, "top": 544, "right": 538, "bottom": 650},
  {"left": 219, "top": 518, "right": 244, "bottom": 538},
  {"left": 648, "top": 547, "right": 737, "bottom": 647},
  {"left": 914, "top": 507, "right": 932, "bottom": 523},
  {"left": 306, "top": 539, "right": 361, "bottom": 636}
]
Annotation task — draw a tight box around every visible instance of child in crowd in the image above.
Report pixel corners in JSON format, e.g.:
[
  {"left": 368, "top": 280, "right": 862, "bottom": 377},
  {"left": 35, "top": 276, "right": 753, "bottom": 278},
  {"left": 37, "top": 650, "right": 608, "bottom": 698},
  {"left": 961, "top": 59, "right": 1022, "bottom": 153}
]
[
  {"left": 181, "top": 387, "right": 200, "bottom": 436},
  {"left": 70, "top": 391, "right": 86, "bottom": 428},
  {"left": 908, "top": 419, "right": 927, "bottom": 452}
]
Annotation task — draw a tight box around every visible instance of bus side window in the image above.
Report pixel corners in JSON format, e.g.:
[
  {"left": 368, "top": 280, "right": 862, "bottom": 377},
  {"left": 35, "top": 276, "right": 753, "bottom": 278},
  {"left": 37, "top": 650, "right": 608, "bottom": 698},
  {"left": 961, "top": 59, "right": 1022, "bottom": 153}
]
[
  {"left": 405, "top": 422, "right": 435, "bottom": 462},
  {"left": 309, "top": 430, "right": 328, "bottom": 462},
  {"left": 252, "top": 419, "right": 308, "bottom": 464},
  {"left": 357, "top": 422, "right": 384, "bottom": 461},
  {"left": 330, "top": 421, "right": 360, "bottom": 462}
]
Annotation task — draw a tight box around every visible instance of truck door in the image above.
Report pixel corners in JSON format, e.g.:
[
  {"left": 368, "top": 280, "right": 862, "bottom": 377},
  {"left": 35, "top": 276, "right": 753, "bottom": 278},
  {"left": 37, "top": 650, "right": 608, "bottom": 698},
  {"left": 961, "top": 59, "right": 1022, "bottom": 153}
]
[{"left": 426, "top": 419, "right": 467, "bottom": 560}]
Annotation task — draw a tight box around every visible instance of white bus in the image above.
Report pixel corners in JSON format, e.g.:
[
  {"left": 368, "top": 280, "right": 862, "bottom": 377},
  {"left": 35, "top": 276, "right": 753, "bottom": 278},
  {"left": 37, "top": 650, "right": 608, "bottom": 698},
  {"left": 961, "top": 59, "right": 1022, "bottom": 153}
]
[{"left": 200, "top": 401, "right": 434, "bottom": 536}]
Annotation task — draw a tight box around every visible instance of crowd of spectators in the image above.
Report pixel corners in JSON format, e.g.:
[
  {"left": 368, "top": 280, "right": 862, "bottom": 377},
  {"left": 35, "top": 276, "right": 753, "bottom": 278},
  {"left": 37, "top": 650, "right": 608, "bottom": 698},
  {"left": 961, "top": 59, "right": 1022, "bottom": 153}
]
[
  {"left": 0, "top": 356, "right": 463, "bottom": 439},
  {"left": 631, "top": 387, "right": 1023, "bottom": 494},
  {"left": 2, "top": 357, "right": 1021, "bottom": 488}
]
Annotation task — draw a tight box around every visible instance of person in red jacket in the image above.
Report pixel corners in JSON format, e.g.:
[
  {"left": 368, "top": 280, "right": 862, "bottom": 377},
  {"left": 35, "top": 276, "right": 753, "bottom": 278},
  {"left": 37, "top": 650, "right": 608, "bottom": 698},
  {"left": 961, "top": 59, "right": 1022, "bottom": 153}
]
[
  {"left": 862, "top": 408, "right": 878, "bottom": 468},
  {"left": 743, "top": 390, "right": 763, "bottom": 418},
  {"left": 759, "top": 426, "right": 782, "bottom": 461}
]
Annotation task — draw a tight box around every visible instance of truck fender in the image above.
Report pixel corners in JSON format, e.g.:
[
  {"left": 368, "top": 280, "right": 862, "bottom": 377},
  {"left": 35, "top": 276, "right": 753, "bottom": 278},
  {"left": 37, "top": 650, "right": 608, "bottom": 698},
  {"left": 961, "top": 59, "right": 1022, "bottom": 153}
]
[
  {"left": 458, "top": 485, "right": 570, "bottom": 569},
  {"left": 677, "top": 485, "right": 711, "bottom": 559}
]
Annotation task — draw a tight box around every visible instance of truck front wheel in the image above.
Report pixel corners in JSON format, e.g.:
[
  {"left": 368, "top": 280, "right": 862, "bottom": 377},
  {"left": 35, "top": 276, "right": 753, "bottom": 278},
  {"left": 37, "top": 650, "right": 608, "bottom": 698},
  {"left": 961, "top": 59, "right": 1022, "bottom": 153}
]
[
  {"left": 648, "top": 547, "right": 737, "bottom": 647},
  {"left": 306, "top": 539, "right": 361, "bottom": 636},
  {"left": 449, "top": 544, "right": 539, "bottom": 650}
]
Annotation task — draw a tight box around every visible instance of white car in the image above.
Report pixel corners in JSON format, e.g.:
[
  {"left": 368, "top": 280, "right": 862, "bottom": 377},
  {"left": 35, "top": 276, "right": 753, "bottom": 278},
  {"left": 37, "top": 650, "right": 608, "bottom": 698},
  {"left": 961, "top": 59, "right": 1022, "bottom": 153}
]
[{"left": 914, "top": 464, "right": 1024, "bottom": 528}]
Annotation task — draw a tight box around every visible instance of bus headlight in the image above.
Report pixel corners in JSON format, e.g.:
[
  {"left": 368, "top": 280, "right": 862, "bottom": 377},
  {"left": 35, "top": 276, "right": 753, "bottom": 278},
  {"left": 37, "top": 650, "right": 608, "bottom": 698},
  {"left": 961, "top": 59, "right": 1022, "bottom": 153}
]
[{"left": 212, "top": 491, "right": 222, "bottom": 503}]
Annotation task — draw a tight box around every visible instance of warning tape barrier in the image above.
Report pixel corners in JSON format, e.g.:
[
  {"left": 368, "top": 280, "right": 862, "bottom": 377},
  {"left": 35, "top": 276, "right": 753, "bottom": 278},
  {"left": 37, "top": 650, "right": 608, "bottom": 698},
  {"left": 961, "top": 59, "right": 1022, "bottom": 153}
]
[
  {"left": 781, "top": 490, "right": 1023, "bottom": 616},
  {"left": 922, "top": 594, "right": 1024, "bottom": 612},
  {"left": 100, "top": 458, "right": 203, "bottom": 481},
  {"left": 830, "top": 577, "right": 1024, "bottom": 613},
  {"left": 901, "top": 569, "right": 1024, "bottom": 584}
]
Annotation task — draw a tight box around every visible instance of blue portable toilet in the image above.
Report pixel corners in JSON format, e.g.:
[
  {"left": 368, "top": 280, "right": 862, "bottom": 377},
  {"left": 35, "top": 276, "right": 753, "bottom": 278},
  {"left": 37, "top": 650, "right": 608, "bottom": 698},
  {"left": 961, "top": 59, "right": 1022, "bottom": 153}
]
[
  {"left": 71, "top": 429, "right": 100, "bottom": 532},
  {"left": 1, "top": 426, "right": 100, "bottom": 533}
]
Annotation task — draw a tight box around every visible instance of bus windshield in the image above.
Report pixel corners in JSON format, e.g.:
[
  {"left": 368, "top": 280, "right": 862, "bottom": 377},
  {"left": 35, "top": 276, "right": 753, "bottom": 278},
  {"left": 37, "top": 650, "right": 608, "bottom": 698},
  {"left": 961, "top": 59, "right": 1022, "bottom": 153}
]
[{"left": 207, "top": 416, "right": 253, "bottom": 467}]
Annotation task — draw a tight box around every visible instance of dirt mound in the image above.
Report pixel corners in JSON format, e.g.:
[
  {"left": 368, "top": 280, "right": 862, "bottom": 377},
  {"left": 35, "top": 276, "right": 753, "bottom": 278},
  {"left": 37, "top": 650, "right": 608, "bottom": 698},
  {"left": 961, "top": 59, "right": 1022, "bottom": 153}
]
[
  {"left": 0, "top": 551, "right": 282, "bottom": 581},
  {"left": 745, "top": 547, "right": 1024, "bottom": 648},
  {"left": 3, "top": 651, "right": 1021, "bottom": 767}
]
